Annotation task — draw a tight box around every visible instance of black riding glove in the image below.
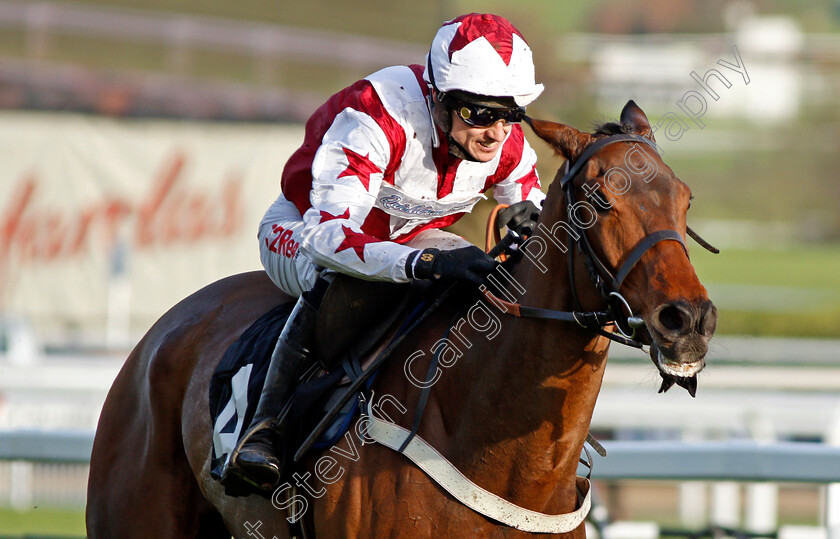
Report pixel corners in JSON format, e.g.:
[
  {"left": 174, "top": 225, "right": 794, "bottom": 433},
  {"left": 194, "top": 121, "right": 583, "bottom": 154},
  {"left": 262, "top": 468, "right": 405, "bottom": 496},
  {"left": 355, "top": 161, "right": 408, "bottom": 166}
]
[
  {"left": 497, "top": 200, "right": 540, "bottom": 237},
  {"left": 406, "top": 246, "right": 498, "bottom": 285}
]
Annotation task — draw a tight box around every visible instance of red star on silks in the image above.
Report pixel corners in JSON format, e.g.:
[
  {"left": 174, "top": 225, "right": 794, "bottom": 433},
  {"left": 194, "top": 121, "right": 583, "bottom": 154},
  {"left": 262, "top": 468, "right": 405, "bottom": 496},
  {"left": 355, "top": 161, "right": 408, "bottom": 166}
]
[
  {"left": 337, "top": 148, "right": 382, "bottom": 190},
  {"left": 448, "top": 14, "right": 524, "bottom": 66},
  {"left": 334, "top": 225, "right": 384, "bottom": 263},
  {"left": 515, "top": 166, "right": 541, "bottom": 200},
  {"left": 319, "top": 208, "right": 350, "bottom": 223}
]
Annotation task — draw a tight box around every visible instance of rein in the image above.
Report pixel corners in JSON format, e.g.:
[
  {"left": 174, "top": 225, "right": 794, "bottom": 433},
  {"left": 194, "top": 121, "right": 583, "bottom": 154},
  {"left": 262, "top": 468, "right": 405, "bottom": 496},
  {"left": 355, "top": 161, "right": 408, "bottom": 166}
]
[
  {"left": 295, "top": 134, "right": 717, "bottom": 534},
  {"left": 485, "top": 133, "right": 718, "bottom": 348}
]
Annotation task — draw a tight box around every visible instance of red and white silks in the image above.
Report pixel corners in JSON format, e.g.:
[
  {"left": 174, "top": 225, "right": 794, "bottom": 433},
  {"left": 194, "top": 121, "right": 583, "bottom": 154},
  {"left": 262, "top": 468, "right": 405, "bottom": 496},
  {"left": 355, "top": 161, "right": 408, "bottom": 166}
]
[{"left": 260, "top": 64, "right": 544, "bottom": 297}]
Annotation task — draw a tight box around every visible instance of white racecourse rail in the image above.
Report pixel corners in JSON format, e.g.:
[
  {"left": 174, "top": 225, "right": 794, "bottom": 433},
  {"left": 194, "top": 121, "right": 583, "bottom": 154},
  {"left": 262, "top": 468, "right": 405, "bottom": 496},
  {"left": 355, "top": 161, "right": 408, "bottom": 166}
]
[{"left": 2, "top": 337, "right": 840, "bottom": 531}]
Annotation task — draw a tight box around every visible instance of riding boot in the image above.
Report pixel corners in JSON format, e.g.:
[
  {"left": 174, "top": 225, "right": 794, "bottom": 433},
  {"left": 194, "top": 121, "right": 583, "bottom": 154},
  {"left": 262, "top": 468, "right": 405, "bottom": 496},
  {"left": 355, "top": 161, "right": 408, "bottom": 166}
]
[{"left": 221, "top": 292, "right": 319, "bottom": 494}]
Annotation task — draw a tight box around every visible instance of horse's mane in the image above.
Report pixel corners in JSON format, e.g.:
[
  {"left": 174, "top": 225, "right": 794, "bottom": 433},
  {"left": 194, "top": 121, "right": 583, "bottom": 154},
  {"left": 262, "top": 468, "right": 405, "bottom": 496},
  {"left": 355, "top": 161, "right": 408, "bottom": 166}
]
[{"left": 592, "top": 120, "right": 633, "bottom": 136}]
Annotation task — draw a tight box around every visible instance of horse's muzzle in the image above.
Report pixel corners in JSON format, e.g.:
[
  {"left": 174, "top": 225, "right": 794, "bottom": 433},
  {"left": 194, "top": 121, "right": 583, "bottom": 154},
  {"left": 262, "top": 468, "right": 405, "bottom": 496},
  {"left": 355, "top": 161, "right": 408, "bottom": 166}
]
[{"left": 645, "top": 299, "right": 717, "bottom": 396}]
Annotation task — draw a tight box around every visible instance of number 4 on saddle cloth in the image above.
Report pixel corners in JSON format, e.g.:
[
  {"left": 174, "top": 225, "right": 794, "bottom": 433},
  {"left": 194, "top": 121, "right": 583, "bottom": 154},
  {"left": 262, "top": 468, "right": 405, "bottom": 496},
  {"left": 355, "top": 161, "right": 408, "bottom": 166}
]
[{"left": 208, "top": 275, "right": 431, "bottom": 494}]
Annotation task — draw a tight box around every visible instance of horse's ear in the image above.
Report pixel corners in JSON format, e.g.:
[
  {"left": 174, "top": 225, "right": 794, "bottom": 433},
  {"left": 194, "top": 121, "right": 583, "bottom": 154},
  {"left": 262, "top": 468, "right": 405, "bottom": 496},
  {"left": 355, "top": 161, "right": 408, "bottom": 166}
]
[
  {"left": 620, "top": 100, "right": 655, "bottom": 140},
  {"left": 525, "top": 117, "right": 594, "bottom": 162}
]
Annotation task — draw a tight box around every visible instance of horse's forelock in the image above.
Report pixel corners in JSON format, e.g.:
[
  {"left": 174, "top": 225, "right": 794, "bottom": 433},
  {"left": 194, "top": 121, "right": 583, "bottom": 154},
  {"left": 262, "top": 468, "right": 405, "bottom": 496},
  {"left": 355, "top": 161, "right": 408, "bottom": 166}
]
[{"left": 591, "top": 121, "right": 634, "bottom": 137}]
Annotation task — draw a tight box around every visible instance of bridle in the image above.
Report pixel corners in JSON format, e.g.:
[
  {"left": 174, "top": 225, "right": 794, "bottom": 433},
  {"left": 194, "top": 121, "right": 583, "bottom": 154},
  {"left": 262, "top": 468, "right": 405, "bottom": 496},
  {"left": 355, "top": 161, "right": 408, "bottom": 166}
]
[
  {"left": 300, "top": 132, "right": 719, "bottom": 462},
  {"left": 298, "top": 133, "right": 720, "bottom": 507},
  {"left": 485, "top": 133, "right": 718, "bottom": 348}
]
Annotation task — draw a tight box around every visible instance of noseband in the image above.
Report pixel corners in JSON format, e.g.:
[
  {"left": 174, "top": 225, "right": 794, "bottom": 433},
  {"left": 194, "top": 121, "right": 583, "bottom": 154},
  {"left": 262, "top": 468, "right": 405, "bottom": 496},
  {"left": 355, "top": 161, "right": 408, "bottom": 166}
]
[{"left": 486, "top": 133, "right": 718, "bottom": 348}]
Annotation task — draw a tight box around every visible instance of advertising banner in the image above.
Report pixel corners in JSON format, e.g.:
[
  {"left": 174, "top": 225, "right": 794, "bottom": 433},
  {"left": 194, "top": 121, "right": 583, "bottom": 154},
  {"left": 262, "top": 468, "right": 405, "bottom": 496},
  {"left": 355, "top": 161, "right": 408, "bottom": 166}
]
[{"left": 0, "top": 111, "right": 304, "bottom": 346}]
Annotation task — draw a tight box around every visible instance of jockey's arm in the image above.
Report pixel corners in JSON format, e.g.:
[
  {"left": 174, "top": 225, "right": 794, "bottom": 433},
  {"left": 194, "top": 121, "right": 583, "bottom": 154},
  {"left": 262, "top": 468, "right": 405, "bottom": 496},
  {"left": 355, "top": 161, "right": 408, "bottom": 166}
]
[{"left": 298, "top": 110, "right": 417, "bottom": 283}]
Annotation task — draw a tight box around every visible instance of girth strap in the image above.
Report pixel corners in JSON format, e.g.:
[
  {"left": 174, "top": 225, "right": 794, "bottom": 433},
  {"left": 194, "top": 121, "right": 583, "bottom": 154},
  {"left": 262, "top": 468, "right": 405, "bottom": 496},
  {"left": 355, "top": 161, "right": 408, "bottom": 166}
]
[{"left": 363, "top": 406, "right": 591, "bottom": 533}]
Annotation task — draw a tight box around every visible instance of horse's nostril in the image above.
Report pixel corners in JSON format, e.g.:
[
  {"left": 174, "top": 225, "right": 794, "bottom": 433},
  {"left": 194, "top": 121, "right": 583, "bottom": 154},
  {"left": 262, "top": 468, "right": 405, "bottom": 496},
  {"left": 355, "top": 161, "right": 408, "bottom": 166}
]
[
  {"left": 697, "top": 301, "right": 718, "bottom": 336},
  {"left": 658, "top": 305, "right": 686, "bottom": 333}
]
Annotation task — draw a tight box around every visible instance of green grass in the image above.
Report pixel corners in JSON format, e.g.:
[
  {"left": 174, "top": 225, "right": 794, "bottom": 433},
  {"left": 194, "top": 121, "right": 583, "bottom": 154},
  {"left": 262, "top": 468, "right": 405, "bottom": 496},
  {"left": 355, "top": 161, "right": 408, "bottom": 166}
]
[
  {"left": 452, "top": 204, "right": 840, "bottom": 338},
  {"left": 48, "top": 0, "right": 443, "bottom": 43},
  {"left": 691, "top": 245, "right": 840, "bottom": 290},
  {"left": 664, "top": 146, "right": 840, "bottom": 223},
  {"left": 6, "top": 0, "right": 840, "bottom": 339},
  {"left": 691, "top": 245, "right": 840, "bottom": 337},
  {"left": 0, "top": 508, "right": 85, "bottom": 537},
  {"left": 0, "top": 27, "right": 366, "bottom": 98}
]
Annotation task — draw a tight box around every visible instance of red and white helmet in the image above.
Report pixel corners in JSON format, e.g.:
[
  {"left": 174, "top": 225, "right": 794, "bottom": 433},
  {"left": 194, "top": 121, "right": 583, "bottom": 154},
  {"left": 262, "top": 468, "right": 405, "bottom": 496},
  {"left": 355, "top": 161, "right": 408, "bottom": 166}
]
[{"left": 425, "top": 13, "right": 544, "bottom": 107}]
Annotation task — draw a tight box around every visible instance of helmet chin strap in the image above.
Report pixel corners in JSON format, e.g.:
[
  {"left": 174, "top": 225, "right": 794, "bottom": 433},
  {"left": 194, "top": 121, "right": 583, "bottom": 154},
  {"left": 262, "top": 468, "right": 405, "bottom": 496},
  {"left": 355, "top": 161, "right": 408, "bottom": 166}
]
[
  {"left": 427, "top": 91, "right": 480, "bottom": 162},
  {"left": 426, "top": 55, "right": 480, "bottom": 162},
  {"left": 445, "top": 133, "right": 480, "bottom": 162},
  {"left": 426, "top": 93, "right": 442, "bottom": 149}
]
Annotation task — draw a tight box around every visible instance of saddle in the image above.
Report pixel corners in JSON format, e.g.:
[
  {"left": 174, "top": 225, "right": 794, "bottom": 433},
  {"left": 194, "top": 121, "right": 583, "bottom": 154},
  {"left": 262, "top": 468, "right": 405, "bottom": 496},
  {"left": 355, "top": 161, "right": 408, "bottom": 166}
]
[
  {"left": 314, "top": 274, "right": 413, "bottom": 370},
  {"left": 208, "top": 275, "right": 431, "bottom": 484}
]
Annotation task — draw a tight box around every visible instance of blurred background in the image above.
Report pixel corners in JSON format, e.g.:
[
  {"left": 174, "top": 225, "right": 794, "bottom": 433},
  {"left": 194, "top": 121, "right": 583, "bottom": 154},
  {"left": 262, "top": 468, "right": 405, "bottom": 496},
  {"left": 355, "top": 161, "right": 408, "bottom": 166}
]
[{"left": 0, "top": 0, "right": 838, "bottom": 537}]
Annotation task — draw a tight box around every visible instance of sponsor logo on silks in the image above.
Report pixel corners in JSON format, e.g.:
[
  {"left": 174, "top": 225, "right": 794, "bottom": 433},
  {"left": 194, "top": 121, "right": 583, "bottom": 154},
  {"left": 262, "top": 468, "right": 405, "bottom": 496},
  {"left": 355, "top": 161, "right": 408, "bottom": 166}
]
[
  {"left": 374, "top": 184, "right": 484, "bottom": 219},
  {"left": 266, "top": 224, "right": 300, "bottom": 259}
]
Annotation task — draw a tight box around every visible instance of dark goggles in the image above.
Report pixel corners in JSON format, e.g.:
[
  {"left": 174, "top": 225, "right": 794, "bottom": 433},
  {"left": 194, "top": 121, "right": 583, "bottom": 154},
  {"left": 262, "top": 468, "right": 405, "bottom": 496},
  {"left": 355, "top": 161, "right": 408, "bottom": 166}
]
[{"left": 452, "top": 100, "right": 526, "bottom": 127}]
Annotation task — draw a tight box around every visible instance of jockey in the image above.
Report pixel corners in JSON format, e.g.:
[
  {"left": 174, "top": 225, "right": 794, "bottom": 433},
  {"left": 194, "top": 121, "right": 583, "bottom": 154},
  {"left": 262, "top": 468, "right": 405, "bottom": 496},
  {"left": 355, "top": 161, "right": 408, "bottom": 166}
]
[{"left": 222, "top": 13, "right": 546, "bottom": 494}]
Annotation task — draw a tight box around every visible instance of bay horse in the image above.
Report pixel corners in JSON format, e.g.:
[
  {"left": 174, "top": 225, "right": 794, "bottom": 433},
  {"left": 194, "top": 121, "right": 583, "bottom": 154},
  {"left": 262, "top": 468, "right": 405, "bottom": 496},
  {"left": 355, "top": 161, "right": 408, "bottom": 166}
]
[{"left": 86, "top": 101, "right": 717, "bottom": 538}]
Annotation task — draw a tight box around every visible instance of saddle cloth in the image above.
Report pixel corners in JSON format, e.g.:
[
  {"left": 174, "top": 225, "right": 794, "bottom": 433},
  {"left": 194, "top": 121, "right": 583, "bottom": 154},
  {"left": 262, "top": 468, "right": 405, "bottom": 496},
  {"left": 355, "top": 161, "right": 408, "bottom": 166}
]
[{"left": 208, "top": 278, "right": 427, "bottom": 481}]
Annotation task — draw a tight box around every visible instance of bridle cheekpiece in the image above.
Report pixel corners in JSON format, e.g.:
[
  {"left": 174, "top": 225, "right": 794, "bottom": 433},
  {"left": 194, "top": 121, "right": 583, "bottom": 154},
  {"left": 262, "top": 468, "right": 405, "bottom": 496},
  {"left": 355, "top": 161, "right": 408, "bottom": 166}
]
[{"left": 485, "top": 132, "right": 718, "bottom": 349}]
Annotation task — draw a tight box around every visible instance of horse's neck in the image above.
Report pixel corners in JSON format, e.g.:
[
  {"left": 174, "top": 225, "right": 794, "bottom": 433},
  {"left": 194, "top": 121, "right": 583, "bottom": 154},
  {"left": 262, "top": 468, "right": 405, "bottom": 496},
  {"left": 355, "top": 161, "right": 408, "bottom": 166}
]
[{"left": 435, "top": 203, "right": 610, "bottom": 511}]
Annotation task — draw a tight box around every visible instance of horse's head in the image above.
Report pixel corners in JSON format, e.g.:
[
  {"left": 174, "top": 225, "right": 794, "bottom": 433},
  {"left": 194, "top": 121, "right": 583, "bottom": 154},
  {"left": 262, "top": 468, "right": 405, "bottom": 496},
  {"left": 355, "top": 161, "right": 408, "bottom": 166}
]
[{"left": 527, "top": 100, "right": 717, "bottom": 396}]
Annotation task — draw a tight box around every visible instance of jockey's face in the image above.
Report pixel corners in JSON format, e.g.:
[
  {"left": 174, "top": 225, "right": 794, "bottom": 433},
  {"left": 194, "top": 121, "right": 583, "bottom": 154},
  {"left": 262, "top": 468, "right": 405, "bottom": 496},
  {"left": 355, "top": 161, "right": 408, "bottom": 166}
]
[{"left": 449, "top": 111, "right": 512, "bottom": 162}]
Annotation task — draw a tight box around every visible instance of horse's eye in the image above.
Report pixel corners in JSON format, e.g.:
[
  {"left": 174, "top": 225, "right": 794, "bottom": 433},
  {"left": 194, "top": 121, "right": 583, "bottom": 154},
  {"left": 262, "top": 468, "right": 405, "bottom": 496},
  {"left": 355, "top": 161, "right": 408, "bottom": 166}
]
[{"left": 588, "top": 188, "right": 613, "bottom": 211}]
